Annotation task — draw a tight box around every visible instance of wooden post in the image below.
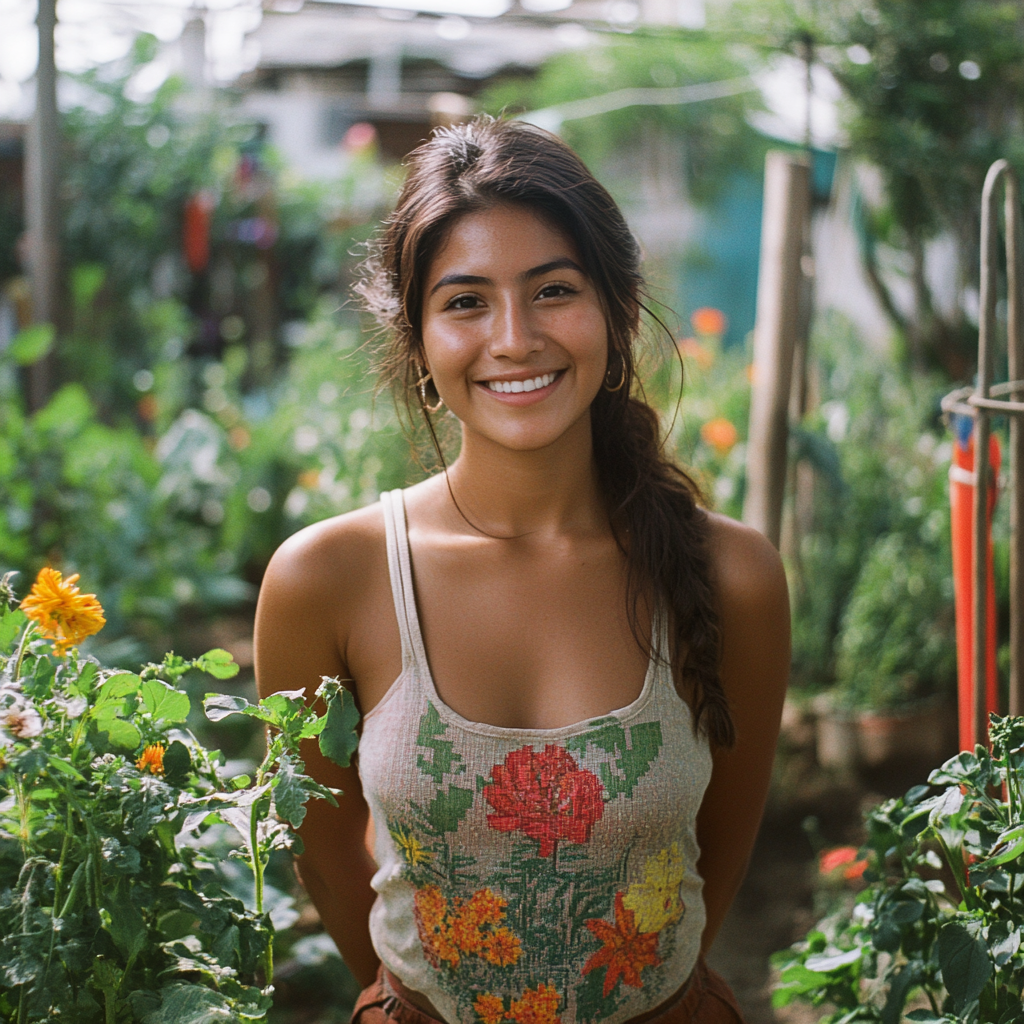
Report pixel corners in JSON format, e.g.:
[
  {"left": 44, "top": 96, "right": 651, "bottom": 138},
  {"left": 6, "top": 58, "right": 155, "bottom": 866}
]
[
  {"left": 743, "top": 152, "right": 810, "bottom": 547},
  {"left": 1005, "top": 171, "right": 1024, "bottom": 717},
  {"left": 24, "top": 0, "right": 59, "bottom": 412}
]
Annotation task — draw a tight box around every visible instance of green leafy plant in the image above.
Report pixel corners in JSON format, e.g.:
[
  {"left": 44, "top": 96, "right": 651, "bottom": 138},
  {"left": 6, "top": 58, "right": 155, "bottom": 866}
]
[
  {"left": 773, "top": 714, "right": 1024, "bottom": 1023},
  {"left": 0, "top": 570, "right": 358, "bottom": 1022}
]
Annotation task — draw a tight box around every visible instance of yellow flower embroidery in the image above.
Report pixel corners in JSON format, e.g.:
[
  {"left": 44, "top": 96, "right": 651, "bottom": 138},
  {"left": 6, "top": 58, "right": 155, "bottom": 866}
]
[
  {"left": 19, "top": 568, "right": 106, "bottom": 655},
  {"left": 507, "top": 983, "right": 561, "bottom": 1024},
  {"left": 622, "top": 843, "right": 686, "bottom": 933},
  {"left": 391, "top": 825, "right": 433, "bottom": 866}
]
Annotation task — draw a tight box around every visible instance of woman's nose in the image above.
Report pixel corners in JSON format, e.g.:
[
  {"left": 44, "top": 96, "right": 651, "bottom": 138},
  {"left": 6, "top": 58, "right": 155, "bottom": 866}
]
[{"left": 487, "top": 298, "right": 544, "bottom": 360}]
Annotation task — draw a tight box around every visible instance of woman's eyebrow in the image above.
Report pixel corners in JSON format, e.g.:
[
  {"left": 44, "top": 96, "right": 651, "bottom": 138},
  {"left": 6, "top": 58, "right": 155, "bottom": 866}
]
[{"left": 429, "top": 258, "right": 585, "bottom": 296}]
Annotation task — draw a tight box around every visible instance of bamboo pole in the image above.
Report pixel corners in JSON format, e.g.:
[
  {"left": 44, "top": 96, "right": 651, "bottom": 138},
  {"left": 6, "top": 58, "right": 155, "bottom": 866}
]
[
  {"left": 1005, "top": 170, "right": 1024, "bottom": 717},
  {"left": 743, "top": 152, "right": 810, "bottom": 547},
  {"left": 24, "top": 0, "right": 59, "bottom": 412}
]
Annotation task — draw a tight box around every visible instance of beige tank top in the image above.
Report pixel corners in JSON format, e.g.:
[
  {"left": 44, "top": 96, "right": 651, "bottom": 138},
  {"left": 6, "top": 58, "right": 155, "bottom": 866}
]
[{"left": 357, "top": 489, "right": 713, "bottom": 1024}]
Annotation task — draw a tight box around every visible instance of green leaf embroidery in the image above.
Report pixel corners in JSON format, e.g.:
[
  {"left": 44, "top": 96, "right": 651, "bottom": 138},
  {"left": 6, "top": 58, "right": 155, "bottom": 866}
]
[
  {"left": 567, "top": 718, "right": 663, "bottom": 800},
  {"left": 416, "top": 701, "right": 465, "bottom": 782},
  {"left": 424, "top": 785, "right": 474, "bottom": 834}
]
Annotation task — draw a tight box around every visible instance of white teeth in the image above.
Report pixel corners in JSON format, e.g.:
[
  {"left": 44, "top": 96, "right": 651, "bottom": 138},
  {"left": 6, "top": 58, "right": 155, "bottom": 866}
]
[{"left": 486, "top": 372, "right": 557, "bottom": 393}]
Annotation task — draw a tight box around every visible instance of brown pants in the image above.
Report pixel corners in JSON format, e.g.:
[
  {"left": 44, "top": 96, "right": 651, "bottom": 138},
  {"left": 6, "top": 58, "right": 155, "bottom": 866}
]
[{"left": 351, "top": 958, "right": 745, "bottom": 1024}]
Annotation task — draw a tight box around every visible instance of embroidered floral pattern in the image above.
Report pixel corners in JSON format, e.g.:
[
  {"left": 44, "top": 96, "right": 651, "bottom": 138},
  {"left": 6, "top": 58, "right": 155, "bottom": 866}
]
[
  {"left": 393, "top": 704, "right": 688, "bottom": 1024},
  {"left": 621, "top": 843, "right": 686, "bottom": 933},
  {"left": 582, "top": 893, "right": 662, "bottom": 997},
  {"left": 414, "top": 885, "right": 523, "bottom": 970},
  {"left": 483, "top": 744, "right": 604, "bottom": 857}
]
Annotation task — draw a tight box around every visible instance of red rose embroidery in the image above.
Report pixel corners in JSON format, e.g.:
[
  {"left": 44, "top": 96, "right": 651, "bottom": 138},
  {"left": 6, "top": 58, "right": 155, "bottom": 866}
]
[{"left": 483, "top": 744, "right": 604, "bottom": 857}]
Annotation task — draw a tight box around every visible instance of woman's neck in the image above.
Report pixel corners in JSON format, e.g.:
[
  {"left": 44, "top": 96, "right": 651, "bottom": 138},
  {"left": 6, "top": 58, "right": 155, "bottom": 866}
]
[{"left": 441, "top": 417, "right": 607, "bottom": 539}]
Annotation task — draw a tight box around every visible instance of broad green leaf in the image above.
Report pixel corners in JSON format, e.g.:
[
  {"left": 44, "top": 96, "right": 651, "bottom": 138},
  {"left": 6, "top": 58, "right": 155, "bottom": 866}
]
[
  {"left": 162, "top": 740, "right": 191, "bottom": 782},
  {"left": 937, "top": 922, "right": 992, "bottom": 1011},
  {"left": 975, "top": 823, "right": 1024, "bottom": 869},
  {"left": 99, "top": 717, "right": 142, "bottom": 750},
  {"left": 804, "top": 948, "right": 862, "bottom": 972},
  {"left": 882, "top": 964, "right": 921, "bottom": 1024},
  {"left": 96, "top": 673, "right": 142, "bottom": 707},
  {"left": 298, "top": 715, "right": 327, "bottom": 739},
  {"left": 47, "top": 755, "right": 85, "bottom": 781},
  {"left": 9, "top": 323, "right": 54, "bottom": 365},
  {"left": 203, "top": 693, "right": 251, "bottom": 722},
  {"left": 319, "top": 683, "right": 359, "bottom": 768},
  {"left": 0, "top": 608, "right": 26, "bottom": 653},
  {"left": 141, "top": 983, "right": 234, "bottom": 1024},
  {"left": 141, "top": 678, "right": 191, "bottom": 723},
  {"left": 272, "top": 757, "right": 308, "bottom": 828},
  {"left": 195, "top": 648, "right": 239, "bottom": 680},
  {"left": 105, "top": 889, "right": 147, "bottom": 958}
]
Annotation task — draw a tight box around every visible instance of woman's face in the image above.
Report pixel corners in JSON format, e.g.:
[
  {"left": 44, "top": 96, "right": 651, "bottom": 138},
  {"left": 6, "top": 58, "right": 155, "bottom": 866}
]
[{"left": 420, "top": 204, "right": 609, "bottom": 455}]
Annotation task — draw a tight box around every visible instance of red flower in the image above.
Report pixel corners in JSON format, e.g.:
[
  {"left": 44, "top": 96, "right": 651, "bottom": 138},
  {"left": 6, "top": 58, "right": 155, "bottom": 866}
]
[
  {"left": 484, "top": 745, "right": 604, "bottom": 858},
  {"left": 582, "top": 893, "right": 661, "bottom": 996},
  {"left": 818, "top": 846, "right": 868, "bottom": 880}
]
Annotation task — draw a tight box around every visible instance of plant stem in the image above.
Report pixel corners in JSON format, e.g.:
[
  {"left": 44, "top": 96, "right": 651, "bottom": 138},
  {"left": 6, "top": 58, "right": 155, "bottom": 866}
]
[
  {"left": 252, "top": 764, "right": 272, "bottom": 987},
  {"left": 12, "top": 625, "right": 37, "bottom": 682}
]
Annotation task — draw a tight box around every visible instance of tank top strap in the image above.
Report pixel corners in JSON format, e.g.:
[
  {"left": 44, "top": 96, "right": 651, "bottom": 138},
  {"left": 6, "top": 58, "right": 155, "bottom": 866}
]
[{"left": 380, "top": 489, "right": 429, "bottom": 675}]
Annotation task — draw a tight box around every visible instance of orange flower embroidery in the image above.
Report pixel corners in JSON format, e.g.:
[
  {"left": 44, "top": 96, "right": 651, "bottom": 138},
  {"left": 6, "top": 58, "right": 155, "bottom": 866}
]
[
  {"left": 691, "top": 307, "right": 727, "bottom": 338},
  {"left": 481, "top": 928, "right": 522, "bottom": 967},
  {"left": 474, "top": 994, "right": 506, "bottom": 1024},
  {"left": 507, "top": 983, "right": 561, "bottom": 1024},
  {"left": 136, "top": 744, "right": 166, "bottom": 776},
  {"left": 582, "top": 892, "right": 662, "bottom": 996},
  {"left": 19, "top": 568, "right": 106, "bottom": 655}
]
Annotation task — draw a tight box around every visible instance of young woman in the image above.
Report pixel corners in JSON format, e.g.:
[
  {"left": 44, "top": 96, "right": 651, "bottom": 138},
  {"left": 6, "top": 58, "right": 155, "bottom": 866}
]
[{"left": 254, "top": 117, "right": 790, "bottom": 1024}]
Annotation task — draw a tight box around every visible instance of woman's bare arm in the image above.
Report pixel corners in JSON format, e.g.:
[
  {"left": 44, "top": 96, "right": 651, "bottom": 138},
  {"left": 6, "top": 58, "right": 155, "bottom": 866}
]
[
  {"left": 254, "top": 521, "right": 382, "bottom": 987},
  {"left": 696, "top": 516, "right": 791, "bottom": 953}
]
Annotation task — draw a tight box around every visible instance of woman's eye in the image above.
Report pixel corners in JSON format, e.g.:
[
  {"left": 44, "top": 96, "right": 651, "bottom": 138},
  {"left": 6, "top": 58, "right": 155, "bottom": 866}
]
[
  {"left": 537, "top": 283, "right": 577, "bottom": 300},
  {"left": 445, "top": 294, "right": 481, "bottom": 310}
]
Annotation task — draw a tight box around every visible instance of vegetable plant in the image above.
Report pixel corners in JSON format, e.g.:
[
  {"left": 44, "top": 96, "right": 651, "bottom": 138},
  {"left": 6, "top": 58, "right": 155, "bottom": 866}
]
[
  {"left": 0, "top": 568, "right": 359, "bottom": 1022},
  {"left": 774, "top": 714, "right": 1024, "bottom": 1023}
]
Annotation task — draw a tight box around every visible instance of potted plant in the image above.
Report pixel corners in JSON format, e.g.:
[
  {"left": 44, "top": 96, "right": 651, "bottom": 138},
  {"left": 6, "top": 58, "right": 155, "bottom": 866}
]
[
  {"left": 774, "top": 712, "right": 1024, "bottom": 1022},
  {"left": 814, "top": 532, "right": 957, "bottom": 772},
  {"left": 0, "top": 568, "right": 359, "bottom": 1022}
]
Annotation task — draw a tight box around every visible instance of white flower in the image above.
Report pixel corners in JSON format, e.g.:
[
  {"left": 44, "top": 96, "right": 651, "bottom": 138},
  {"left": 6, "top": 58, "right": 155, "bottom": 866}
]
[
  {"left": 54, "top": 695, "right": 87, "bottom": 720},
  {"left": 3, "top": 707, "right": 42, "bottom": 739}
]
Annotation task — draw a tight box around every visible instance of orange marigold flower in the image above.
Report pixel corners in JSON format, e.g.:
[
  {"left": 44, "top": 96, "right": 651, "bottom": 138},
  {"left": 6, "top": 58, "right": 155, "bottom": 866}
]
[
  {"left": 466, "top": 888, "right": 506, "bottom": 926},
  {"left": 136, "top": 743, "right": 166, "bottom": 775},
  {"left": 677, "top": 337, "right": 715, "bottom": 371},
  {"left": 691, "top": 307, "right": 727, "bottom": 338},
  {"left": 451, "top": 904, "right": 486, "bottom": 955},
  {"left": 507, "top": 984, "right": 561, "bottom": 1024},
  {"left": 482, "top": 927, "right": 523, "bottom": 967},
  {"left": 819, "top": 846, "right": 868, "bottom": 880},
  {"left": 700, "top": 418, "right": 738, "bottom": 456},
  {"left": 20, "top": 568, "right": 106, "bottom": 655},
  {"left": 582, "top": 893, "right": 661, "bottom": 997},
  {"left": 474, "top": 994, "right": 506, "bottom": 1024}
]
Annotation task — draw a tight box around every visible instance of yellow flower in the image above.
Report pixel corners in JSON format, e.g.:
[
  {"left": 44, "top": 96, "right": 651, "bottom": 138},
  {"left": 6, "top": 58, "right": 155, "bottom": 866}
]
[
  {"left": 474, "top": 994, "right": 505, "bottom": 1024},
  {"left": 391, "top": 825, "right": 433, "bottom": 867},
  {"left": 136, "top": 744, "right": 166, "bottom": 776},
  {"left": 19, "top": 568, "right": 106, "bottom": 655},
  {"left": 622, "top": 843, "right": 686, "bottom": 933}
]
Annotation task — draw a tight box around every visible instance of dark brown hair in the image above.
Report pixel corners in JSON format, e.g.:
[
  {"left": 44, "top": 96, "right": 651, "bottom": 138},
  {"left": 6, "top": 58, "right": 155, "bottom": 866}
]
[{"left": 357, "top": 116, "right": 734, "bottom": 747}]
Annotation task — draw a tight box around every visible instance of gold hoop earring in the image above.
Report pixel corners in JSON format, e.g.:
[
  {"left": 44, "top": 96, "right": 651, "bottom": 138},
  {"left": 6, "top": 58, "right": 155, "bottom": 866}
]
[
  {"left": 416, "top": 370, "right": 444, "bottom": 414},
  {"left": 603, "top": 359, "right": 627, "bottom": 392}
]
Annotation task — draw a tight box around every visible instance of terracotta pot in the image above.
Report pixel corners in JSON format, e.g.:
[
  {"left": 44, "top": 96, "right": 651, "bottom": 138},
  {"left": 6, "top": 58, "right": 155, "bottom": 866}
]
[{"left": 855, "top": 698, "right": 951, "bottom": 768}]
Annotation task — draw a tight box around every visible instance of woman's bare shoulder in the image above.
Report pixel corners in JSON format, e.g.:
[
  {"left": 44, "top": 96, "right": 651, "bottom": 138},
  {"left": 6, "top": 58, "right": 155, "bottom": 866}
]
[
  {"left": 260, "top": 502, "right": 386, "bottom": 613},
  {"left": 703, "top": 510, "right": 788, "bottom": 616}
]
